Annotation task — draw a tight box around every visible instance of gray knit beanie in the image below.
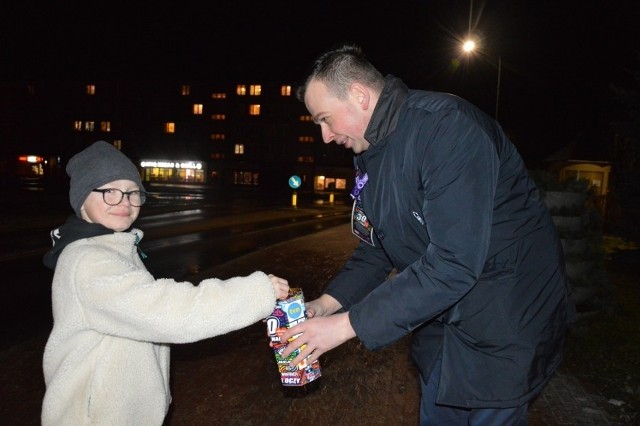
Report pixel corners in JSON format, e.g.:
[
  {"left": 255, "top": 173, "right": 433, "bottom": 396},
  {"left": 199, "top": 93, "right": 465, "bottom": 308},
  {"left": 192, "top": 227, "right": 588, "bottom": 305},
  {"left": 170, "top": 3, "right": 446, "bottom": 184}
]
[{"left": 67, "top": 141, "right": 145, "bottom": 218}]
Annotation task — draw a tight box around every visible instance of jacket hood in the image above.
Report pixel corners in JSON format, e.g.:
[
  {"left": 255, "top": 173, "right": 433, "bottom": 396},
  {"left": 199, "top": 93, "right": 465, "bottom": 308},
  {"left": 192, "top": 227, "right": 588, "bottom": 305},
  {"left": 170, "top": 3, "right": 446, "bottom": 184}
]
[
  {"left": 364, "top": 74, "right": 408, "bottom": 147},
  {"left": 43, "top": 215, "right": 115, "bottom": 270}
]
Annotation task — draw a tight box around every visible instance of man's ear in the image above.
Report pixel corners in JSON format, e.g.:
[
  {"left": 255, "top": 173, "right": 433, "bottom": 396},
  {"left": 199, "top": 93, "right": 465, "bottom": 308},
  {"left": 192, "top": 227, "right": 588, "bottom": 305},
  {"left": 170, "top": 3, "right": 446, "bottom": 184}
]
[{"left": 350, "top": 83, "right": 370, "bottom": 110}]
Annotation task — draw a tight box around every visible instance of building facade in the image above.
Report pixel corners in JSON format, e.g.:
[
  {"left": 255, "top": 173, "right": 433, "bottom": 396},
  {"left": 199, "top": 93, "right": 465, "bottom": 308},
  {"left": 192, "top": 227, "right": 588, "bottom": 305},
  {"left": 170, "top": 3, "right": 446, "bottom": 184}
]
[{"left": 0, "top": 80, "right": 354, "bottom": 197}]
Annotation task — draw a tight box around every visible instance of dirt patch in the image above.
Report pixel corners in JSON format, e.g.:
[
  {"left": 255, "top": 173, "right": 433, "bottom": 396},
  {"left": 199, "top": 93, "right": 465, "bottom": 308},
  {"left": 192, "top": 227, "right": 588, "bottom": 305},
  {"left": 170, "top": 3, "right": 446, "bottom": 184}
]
[{"left": 167, "top": 331, "right": 420, "bottom": 425}]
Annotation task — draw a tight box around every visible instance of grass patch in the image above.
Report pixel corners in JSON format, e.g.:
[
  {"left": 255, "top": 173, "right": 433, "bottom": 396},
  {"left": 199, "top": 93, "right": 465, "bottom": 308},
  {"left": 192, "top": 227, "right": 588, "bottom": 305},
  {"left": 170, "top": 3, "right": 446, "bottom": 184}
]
[{"left": 562, "top": 236, "right": 640, "bottom": 424}]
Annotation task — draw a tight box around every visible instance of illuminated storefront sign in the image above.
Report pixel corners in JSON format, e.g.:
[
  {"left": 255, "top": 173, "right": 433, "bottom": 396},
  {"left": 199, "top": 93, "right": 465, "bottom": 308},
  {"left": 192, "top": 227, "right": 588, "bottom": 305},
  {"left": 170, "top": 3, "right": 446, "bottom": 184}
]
[
  {"left": 19, "top": 155, "right": 44, "bottom": 164},
  {"left": 140, "top": 161, "right": 202, "bottom": 170},
  {"left": 140, "top": 159, "right": 206, "bottom": 183}
]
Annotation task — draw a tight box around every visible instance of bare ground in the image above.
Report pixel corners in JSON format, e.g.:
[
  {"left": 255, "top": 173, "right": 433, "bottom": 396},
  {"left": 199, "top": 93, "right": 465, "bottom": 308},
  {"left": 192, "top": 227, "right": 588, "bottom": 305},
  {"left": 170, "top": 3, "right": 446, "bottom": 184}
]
[{"left": 1, "top": 228, "right": 637, "bottom": 425}]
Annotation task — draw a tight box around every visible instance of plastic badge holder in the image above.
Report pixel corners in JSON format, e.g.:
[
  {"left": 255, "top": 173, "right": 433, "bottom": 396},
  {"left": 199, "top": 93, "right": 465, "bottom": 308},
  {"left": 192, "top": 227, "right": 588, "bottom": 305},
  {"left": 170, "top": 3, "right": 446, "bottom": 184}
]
[{"left": 265, "top": 288, "right": 322, "bottom": 389}]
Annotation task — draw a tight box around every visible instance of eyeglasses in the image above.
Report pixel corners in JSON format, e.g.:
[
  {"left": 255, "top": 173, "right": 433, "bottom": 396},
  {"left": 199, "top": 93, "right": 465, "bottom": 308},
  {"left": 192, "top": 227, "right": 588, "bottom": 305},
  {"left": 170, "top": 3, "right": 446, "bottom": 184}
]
[{"left": 92, "top": 188, "right": 147, "bottom": 207}]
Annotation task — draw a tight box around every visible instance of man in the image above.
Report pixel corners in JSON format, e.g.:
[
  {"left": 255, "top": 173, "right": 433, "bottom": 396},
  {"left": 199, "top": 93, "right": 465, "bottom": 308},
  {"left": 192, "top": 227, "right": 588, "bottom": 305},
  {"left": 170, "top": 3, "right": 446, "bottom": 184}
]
[{"left": 281, "top": 43, "right": 571, "bottom": 425}]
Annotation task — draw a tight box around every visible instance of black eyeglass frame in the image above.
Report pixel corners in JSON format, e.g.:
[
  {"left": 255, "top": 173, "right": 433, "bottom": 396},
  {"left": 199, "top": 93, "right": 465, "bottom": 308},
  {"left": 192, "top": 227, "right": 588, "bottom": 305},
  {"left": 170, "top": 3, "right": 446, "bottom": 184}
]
[{"left": 92, "top": 188, "right": 148, "bottom": 207}]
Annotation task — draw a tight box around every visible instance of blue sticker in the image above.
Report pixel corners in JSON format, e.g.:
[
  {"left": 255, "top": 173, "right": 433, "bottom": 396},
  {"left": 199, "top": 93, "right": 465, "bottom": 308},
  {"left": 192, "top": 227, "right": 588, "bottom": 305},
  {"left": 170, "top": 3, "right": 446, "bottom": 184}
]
[{"left": 287, "top": 302, "right": 304, "bottom": 320}]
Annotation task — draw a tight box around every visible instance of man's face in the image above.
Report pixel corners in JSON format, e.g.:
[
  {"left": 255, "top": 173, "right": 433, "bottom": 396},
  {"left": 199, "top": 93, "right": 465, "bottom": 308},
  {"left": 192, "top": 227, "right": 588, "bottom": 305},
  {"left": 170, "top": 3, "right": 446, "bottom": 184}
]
[{"left": 304, "top": 80, "right": 371, "bottom": 154}]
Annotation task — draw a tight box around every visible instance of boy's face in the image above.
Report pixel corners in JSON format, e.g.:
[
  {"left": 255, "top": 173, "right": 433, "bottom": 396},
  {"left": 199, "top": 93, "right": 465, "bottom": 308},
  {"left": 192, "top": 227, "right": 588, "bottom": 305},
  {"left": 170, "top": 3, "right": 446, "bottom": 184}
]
[{"left": 80, "top": 179, "right": 141, "bottom": 231}]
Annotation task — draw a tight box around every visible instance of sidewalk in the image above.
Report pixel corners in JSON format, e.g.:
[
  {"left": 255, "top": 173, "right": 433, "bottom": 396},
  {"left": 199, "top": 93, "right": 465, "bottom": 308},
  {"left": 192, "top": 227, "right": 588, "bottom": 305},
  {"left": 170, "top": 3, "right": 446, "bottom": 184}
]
[{"left": 0, "top": 222, "right": 620, "bottom": 425}]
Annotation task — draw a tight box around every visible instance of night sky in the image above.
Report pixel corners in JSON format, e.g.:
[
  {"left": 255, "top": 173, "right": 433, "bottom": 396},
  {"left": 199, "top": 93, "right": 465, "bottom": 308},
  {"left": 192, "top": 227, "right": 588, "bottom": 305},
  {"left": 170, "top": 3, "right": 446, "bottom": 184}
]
[{"left": 2, "top": 0, "right": 638, "bottom": 162}]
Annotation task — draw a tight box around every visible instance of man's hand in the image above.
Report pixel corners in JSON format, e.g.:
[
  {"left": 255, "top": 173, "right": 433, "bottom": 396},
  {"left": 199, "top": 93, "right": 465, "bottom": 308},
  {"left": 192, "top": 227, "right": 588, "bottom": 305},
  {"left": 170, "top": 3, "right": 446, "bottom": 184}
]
[
  {"left": 304, "top": 294, "right": 342, "bottom": 318},
  {"left": 280, "top": 312, "right": 356, "bottom": 367}
]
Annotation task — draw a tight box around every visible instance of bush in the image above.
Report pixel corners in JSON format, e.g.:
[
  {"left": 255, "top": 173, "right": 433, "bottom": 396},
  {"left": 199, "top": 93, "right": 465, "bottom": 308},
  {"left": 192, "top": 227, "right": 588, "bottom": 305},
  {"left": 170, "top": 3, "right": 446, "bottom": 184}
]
[{"left": 530, "top": 169, "right": 593, "bottom": 194}]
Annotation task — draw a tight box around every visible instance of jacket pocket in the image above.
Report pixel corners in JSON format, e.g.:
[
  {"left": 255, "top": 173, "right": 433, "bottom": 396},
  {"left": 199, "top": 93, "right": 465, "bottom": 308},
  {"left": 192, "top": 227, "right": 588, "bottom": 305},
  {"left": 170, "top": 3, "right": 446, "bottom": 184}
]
[{"left": 442, "top": 259, "right": 517, "bottom": 342}]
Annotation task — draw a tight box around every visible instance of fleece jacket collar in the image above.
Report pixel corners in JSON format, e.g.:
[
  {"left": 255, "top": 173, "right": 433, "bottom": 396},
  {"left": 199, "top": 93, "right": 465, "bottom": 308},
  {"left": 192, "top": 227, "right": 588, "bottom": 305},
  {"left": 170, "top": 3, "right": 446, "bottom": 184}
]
[{"left": 43, "top": 215, "right": 115, "bottom": 270}]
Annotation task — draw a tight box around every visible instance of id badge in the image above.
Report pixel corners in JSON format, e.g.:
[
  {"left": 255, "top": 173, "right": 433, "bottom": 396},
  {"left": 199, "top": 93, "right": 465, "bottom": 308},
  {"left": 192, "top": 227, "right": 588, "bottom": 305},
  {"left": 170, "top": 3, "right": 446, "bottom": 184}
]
[{"left": 351, "top": 199, "right": 376, "bottom": 247}]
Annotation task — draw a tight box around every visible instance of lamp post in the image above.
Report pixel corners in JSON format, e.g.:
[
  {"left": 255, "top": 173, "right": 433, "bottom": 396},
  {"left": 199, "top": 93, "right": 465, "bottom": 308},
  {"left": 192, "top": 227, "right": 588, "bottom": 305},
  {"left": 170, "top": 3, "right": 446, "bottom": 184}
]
[{"left": 462, "top": 39, "right": 502, "bottom": 120}]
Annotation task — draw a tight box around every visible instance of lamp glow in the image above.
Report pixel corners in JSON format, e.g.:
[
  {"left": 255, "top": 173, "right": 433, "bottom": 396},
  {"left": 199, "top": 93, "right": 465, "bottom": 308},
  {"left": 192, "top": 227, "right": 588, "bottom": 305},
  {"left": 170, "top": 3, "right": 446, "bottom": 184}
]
[{"left": 462, "top": 40, "right": 476, "bottom": 53}]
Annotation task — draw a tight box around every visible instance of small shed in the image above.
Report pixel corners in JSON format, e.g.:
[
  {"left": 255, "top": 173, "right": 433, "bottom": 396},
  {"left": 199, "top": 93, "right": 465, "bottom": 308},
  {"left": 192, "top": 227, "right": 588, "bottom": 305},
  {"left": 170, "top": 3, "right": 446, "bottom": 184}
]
[{"left": 542, "top": 140, "right": 612, "bottom": 217}]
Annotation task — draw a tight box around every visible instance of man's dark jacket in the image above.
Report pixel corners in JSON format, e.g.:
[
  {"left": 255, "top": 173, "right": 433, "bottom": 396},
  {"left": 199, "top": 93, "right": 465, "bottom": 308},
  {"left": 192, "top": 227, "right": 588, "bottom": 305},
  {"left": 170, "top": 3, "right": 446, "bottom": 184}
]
[{"left": 325, "top": 75, "right": 570, "bottom": 408}]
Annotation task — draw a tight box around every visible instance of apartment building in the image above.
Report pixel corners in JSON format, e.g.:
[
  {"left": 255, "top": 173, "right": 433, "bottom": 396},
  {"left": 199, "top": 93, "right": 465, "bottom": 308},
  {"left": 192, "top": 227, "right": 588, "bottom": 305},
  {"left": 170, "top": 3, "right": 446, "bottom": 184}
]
[{"left": 0, "top": 80, "right": 353, "bottom": 196}]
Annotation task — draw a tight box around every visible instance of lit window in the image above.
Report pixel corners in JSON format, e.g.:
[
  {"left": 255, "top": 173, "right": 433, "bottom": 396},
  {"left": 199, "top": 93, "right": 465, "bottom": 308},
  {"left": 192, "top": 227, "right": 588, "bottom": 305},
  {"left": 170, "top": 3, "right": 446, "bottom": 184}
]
[
  {"left": 234, "top": 144, "right": 245, "bottom": 154},
  {"left": 210, "top": 153, "right": 225, "bottom": 160},
  {"left": 86, "top": 85, "right": 96, "bottom": 95},
  {"left": 85, "top": 121, "right": 95, "bottom": 131},
  {"left": 236, "top": 85, "right": 247, "bottom": 96},
  {"left": 299, "top": 115, "right": 313, "bottom": 121},
  {"left": 165, "top": 122, "right": 175, "bottom": 133},
  {"left": 296, "top": 156, "right": 314, "bottom": 163},
  {"left": 181, "top": 85, "right": 191, "bottom": 95},
  {"left": 73, "top": 121, "right": 82, "bottom": 131},
  {"left": 16, "top": 155, "right": 44, "bottom": 178},
  {"left": 113, "top": 140, "right": 122, "bottom": 150},
  {"left": 210, "top": 134, "right": 226, "bottom": 140},
  {"left": 233, "top": 171, "right": 259, "bottom": 186},
  {"left": 212, "top": 92, "right": 227, "bottom": 99},
  {"left": 211, "top": 114, "right": 226, "bottom": 120},
  {"left": 193, "top": 104, "right": 203, "bottom": 115},
  {"left": 281, "top": 85, "right": 292, "bottom": 96},
  {"left": 100, "top": 121, "right": 111, "bottom": 132},
  {"left": 249, "top": 104, "right": 261, "bottom": 115},
  {"left": 250, "top": 85, "right": 261, "bottom": 96},
  {"left": 314, "top": 176, "right": 346, "bottom": 190},
  {"left": 298, "top": 136, "right": 315, "bottom": 143}
]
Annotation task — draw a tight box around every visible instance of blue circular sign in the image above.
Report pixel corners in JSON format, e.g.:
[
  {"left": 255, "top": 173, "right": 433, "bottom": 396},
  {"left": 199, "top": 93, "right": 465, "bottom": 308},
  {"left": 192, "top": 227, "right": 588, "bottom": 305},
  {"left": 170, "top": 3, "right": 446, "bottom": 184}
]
[{"left": 288, "top": 175, "right": 301, "bottom": 189}]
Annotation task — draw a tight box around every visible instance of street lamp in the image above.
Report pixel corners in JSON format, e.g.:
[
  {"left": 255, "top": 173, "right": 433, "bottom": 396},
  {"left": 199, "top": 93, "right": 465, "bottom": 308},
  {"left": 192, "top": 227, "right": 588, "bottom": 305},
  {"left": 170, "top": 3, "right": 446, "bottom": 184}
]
[{"left": 461, "top": 39, "right": 502, "bottom": 120}]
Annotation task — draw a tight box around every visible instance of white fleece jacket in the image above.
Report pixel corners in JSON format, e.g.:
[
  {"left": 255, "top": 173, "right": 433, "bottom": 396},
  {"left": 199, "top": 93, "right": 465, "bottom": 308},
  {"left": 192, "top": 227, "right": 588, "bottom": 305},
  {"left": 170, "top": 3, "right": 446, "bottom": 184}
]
[{"left": 42, "top": 229, "right": 277, "bottom": 425}]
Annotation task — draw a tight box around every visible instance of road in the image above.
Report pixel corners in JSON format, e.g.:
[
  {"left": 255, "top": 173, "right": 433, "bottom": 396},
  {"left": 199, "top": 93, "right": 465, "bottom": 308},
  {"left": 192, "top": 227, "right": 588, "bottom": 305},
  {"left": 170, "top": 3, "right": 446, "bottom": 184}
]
[{"left": 0, "top": 190, "right": 351, "bottom": 350}]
